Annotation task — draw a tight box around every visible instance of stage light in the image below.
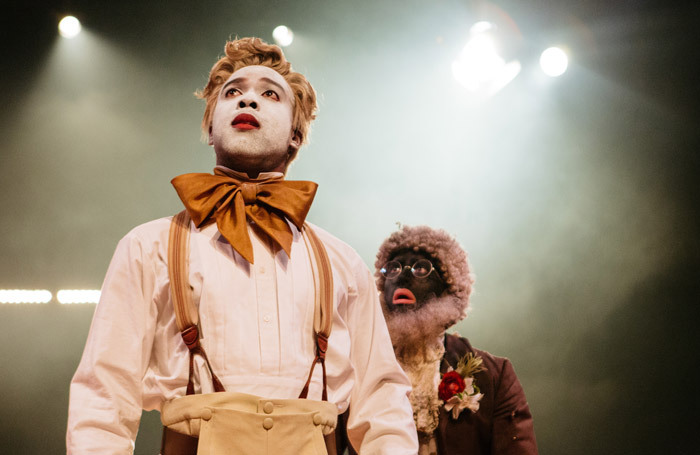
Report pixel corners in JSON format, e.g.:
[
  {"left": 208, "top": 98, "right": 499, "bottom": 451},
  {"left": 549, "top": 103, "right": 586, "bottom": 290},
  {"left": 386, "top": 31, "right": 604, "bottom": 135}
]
[
  {"left": 452, "top": 22, "right": 521, "bottom": 96},
  {"left": 470, "top": 21, "right": 495, "bottom": 34},
  {"left": 272, "top": 25, "right": 294, "bottom": 47},
  {"left": 0, "top": 289, "right": 52, "bottom": 304},
  {"left": 453, "top": 34, "right": 502, "bottom": 88},
  {"left": 540, "top": 47, "right": 568, "bottom": 77},
  {"left": 58, "top": 16, "right": 82, "bottom": 39},
  {"left": 57, "top": 289, "right": 101, "bottom": 304}
]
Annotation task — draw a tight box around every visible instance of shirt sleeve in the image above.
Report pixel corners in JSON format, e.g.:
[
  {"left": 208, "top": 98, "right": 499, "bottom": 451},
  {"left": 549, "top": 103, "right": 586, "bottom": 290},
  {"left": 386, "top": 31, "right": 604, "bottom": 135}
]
[
  {"left": 344, "top": 260, "right": 419, "bottom": 455},
  {"left": 491, "top": 359, "right": 538, "bottom": 455},
  {"left": 66, "top": 230, "right": 159, "bottom": 454}
]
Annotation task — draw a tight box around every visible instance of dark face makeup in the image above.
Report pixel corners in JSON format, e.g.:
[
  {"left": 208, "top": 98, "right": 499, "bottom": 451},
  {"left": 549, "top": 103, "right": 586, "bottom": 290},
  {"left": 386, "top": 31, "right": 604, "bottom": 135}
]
[{"left": 382, "top": 249, "right": 447, "bottom": 312}]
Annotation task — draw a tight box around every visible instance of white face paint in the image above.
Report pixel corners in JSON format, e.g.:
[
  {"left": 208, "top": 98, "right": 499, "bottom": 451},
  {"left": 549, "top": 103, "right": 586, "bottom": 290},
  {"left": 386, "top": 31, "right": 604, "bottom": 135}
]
[{"left": 209, "top": 65, "right": 299, "bottom": 177}]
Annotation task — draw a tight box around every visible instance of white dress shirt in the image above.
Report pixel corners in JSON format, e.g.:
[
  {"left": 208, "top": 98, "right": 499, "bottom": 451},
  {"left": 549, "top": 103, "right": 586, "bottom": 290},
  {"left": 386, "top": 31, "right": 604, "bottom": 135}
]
[{"left": 66, "top": 178, "right": 418, "bottom": 454}]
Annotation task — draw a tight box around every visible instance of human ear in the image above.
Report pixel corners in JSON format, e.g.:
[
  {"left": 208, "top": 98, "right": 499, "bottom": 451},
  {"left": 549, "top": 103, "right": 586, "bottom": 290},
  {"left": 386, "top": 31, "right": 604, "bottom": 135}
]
[
  {"left": 208, "top": 126, "right": 214, "bottom": 146},
  {"left": 289, "top": 129, "right": 302, "bottom": 152}
]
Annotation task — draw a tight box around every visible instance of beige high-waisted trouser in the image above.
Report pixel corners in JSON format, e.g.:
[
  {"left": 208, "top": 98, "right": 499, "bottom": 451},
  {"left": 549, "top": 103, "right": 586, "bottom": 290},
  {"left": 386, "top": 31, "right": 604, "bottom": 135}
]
[{"left": 161, "top": 392, "right": 338, "bottom": 455}]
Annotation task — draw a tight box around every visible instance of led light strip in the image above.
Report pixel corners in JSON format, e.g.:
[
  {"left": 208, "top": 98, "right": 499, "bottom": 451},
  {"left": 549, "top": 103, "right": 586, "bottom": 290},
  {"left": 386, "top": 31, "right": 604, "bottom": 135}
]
[
  {"left": 0, "top": 289, "right": 101, "bottom": 304},
  {"left": 0, "top": 289, "right": 53, "bottom": 304},
  {"left": 57, "top": 289, "right": 101, "bottom": 304}
]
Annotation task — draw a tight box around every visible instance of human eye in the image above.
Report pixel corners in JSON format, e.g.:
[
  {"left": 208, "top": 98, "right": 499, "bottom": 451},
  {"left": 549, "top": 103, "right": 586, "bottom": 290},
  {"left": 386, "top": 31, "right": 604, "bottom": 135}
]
[
  {"left": 412, "top": 259, "right": 433, "bottom": 278},
  {"left": 262, "top": 89, "right": 279, "bottom": 101},
  {"left": 224, "top": 87, "right": 240, "bottom": 97},
  {"left": 381, "top": 260, "right": 402, "bottom": 279}
]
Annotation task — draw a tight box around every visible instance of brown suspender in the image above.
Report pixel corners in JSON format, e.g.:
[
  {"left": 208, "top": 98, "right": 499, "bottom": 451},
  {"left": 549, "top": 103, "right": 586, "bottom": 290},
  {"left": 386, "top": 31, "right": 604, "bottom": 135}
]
[
  {"left": 298, "top": 225, "right": 334, "bottom": 401},
  {"left": 167, "top": 209, "right": 334, "bottom": 399},
  {"left": 168, "top": 210, "right": 225, "bottom": 395}
]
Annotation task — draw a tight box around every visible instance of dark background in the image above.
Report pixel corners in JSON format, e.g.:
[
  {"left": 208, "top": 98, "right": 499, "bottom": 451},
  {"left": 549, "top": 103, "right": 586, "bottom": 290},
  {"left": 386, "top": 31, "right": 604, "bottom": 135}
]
[{"left": 1, "top": 0, "right": 698, "bottom": 453}]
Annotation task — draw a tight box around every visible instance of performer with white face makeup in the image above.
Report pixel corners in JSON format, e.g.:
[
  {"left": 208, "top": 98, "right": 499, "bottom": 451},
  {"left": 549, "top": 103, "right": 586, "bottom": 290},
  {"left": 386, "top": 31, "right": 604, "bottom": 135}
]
[
  {"left": 208, "top": 65, "right": 299, "bottom": 175},
  {"left": 66, "top": 38, "right": 417, "bottom": 455}
]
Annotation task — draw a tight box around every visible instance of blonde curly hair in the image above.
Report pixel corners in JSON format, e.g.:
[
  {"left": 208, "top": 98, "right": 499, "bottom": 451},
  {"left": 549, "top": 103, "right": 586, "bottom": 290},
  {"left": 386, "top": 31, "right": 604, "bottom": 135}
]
[{"left": 196, "top": 37, "right": 317, "bottom": 161}]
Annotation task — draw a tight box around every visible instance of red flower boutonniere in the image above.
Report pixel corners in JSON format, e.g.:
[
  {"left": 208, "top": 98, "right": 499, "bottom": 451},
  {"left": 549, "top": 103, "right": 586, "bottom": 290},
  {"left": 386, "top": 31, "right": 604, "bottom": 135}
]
[
  {"left": 438, "top": 371, "right": 466, "bottom": 401},
  {"left": 439, "top": 353, "right": 486, "bottom": 419}
]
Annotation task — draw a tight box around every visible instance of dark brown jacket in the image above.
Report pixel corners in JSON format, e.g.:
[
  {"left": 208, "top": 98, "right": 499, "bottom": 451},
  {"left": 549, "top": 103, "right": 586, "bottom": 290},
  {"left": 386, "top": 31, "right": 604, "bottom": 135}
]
[
  {"left": 335, "top": 334, "right": 538, "bottom": 455},
  {"left": 437, "top": 334, "right": 538, "bottom": 455}
]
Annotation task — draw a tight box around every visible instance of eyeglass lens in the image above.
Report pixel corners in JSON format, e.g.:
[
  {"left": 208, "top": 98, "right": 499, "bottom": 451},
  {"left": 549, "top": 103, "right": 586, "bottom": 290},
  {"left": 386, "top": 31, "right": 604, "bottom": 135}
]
[{"left": 381, "top": 259, "right": 433, "bottom": 279}]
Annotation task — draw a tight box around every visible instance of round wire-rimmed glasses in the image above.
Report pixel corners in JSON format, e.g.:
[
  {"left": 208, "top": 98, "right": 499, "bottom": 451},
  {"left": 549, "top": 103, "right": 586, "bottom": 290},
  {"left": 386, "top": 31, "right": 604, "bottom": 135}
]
[{"left": 380, "top": 259, "right": 439, "bottom": 280}]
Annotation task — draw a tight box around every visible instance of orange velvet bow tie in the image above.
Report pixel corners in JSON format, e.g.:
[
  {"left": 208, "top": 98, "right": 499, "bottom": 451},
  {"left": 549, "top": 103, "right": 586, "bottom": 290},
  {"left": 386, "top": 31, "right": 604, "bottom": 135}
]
[{"left": 171, "top": 169, "right": 318, "bottom": 264}]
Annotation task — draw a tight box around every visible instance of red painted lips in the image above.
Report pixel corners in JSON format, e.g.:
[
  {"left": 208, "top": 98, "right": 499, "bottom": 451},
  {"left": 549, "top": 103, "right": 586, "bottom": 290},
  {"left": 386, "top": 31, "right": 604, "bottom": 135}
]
[
  {"left": 232, "top": 113, "right": 260, "bottom": 130},
  {"left": 392, "top": 288, "right": 416, "bottom": 305}
]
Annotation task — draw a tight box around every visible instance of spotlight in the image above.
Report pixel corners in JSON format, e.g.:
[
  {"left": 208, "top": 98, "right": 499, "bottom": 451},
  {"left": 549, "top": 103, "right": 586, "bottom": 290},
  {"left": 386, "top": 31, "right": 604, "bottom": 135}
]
[
  {"left": 540, "top": 47, "right": 568, "bottom": 77},
  {"left": 452, "top": 21, "right": 521, "bottom": 96},
  {"left": 59, "top": 16, "right": 82, "bottom": 38},
  {"left": 272, "top": 25, "right": 294, "bottom": 47},
  {"left": 470, "top": 21, "right": 495, "bottom": 34}
]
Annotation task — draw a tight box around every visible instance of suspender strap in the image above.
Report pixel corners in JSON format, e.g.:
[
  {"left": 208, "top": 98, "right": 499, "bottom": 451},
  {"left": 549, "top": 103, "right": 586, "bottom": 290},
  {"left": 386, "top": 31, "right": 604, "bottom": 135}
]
[
  {"left": 168, "top": 210, "right": 224, "bottom": 395},
  {"left": 298, "top": 224, "right": 334, "bottom": 401},
  {"left": 168, "top": 211, "right": 197, "bottom": 331}
]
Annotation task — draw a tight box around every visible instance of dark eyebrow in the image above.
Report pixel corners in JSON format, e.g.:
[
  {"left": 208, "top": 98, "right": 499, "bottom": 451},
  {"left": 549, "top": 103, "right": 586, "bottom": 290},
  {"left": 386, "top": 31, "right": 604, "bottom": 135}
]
[
  {"left": 221, "top": 78, "right": 245, "bottom": 93},
  {"left": 259, "top": 77, "right": 286, "bottom": 95},
  {"left": 221, "top": 76, "right": 287, "bottom": 96}
]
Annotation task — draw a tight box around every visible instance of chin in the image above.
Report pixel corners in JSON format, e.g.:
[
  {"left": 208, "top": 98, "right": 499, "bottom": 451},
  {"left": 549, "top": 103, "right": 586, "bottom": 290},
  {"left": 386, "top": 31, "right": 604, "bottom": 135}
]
[{"left": 387, "top": 302, "right": 422, "bottom": 313}]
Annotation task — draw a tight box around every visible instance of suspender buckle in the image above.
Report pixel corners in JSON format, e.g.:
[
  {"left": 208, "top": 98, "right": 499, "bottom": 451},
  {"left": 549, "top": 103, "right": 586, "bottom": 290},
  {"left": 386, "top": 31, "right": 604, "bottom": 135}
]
[{"left": 181, "top": 325, "right": 200, "bottom": 351}]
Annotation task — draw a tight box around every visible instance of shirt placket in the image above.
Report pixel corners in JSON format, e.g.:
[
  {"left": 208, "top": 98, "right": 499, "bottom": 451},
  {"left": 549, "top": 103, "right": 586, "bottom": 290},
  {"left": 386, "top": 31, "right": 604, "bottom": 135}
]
[{"left": 250, "top": 225, "right": 281, "bottom": 373}]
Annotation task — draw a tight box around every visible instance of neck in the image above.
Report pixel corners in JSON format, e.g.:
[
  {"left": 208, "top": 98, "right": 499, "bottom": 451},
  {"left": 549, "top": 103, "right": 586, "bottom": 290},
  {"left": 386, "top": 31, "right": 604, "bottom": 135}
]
[
  {"left": 215, "top": 165, "right": 284, "bottom": 182},
  {"left": 215, "top": 157, "right": 288, "bottom": 179},
  {"left": 398, "top": 333, "right": 445, "bottom": 364}
]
